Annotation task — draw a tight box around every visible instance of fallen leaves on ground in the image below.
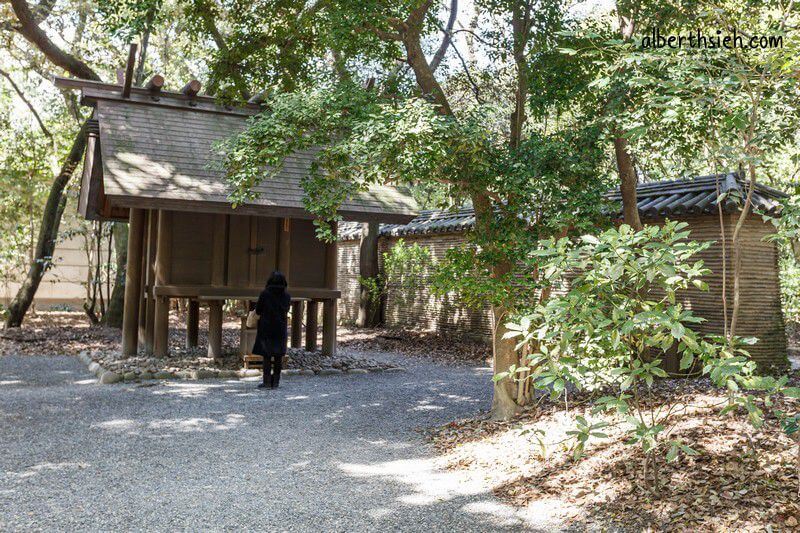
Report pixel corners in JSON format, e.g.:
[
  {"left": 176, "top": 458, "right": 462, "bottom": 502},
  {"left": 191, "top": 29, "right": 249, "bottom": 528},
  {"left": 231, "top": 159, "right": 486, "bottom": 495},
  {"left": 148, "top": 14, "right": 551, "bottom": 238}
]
[
  {"left": 427, "top": 378, "right": 800, "bottom": 532},
  {"left": 338, "top": 325, "right": 490, "bottom": 365},
  {"left": 1, "top": 313, "right": 473, "bottom": 370},
  {"left": 0, "top": 310, "right": 244, "bottom": 357}
]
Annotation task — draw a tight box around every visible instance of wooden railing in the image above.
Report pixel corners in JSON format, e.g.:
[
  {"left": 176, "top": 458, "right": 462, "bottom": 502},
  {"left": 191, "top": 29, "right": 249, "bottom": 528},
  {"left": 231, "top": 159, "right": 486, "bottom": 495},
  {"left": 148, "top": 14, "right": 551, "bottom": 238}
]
[{"left": 152, "top": 285, "right": 340, "bottom": 301}]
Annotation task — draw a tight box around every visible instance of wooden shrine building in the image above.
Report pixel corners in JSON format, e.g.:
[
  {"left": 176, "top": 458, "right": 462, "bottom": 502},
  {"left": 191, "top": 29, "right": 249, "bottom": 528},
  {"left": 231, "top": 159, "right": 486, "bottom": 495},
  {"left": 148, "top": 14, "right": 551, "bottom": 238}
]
[
  {"left": 337, "top": 174, "right": 790, "bottom": 371},
  {"left": 56, "top": 75, "right": 417, "bottom": 359}
]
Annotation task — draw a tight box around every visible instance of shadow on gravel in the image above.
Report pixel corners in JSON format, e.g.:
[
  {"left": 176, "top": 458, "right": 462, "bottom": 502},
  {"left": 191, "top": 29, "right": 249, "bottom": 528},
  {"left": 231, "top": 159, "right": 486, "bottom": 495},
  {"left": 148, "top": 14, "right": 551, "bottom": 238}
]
[
  {"left": 337, "top": 457, "right": 548, "bottom": 530},
  {"left": 0, "top": 355, "right": 546, "bottom": 531}
]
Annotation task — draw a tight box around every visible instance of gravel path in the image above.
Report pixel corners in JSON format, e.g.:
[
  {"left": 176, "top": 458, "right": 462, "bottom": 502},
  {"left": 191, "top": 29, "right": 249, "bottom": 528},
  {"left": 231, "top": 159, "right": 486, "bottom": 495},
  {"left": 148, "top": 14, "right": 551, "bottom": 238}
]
[{"left": 0, "top": 352, "right": 556, "bottom": 532}]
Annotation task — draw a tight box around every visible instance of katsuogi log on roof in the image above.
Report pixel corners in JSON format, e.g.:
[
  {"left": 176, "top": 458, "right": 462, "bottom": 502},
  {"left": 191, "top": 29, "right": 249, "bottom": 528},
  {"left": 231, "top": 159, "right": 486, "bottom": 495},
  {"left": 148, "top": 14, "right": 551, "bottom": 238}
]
[{"left": 54, "top": 76, "right": 418, "bottom": 224}]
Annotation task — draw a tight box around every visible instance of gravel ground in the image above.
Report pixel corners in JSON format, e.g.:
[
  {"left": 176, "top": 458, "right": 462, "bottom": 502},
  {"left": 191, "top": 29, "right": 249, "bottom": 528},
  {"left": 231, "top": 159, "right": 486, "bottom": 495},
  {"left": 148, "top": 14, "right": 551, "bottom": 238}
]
[{"left": 0, "top": 350, "right": 557, "bottom": 532}]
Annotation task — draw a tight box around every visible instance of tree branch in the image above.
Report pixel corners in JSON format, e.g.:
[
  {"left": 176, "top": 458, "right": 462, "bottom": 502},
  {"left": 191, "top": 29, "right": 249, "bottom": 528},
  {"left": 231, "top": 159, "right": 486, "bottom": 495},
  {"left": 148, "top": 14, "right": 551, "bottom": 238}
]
[
  {"left": 393, "top": 0, "right": 453, "bottom": 115},
  {"left": 32, "top": 0, "right": 57, "bottom": 21},
  {"left": 9, "top": 0, "right": 101, "bottom": 81},
  {"left": 0, "top": 67, "right": 51, "bottom": 137},
  {"left": 192, "top": 0, "right": 252, "bottom": 99},
  {"left": 430, "top": 0, "right": 457, "bottom": 73},
  {"left": 366, "top": 25, "right": 402, "bottom": 41},
  {"left": 451, "top": 28, "right": 493, "bottom": 47},
  {"left": 436, "top": 24, "right": 482, "bottom": 104}
]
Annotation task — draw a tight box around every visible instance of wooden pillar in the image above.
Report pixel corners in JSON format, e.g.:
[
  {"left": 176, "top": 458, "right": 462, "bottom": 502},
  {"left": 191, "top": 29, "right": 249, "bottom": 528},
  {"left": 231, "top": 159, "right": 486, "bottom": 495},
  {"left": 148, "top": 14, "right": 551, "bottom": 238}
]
[
  {"left": 208, "top": 300, "right": 223, "bottom": 359},
  {"left": 137, "top": 216, "right": 148, "bottom": 350},
  {"left": 305, "top": 301, "right": 318, "bottom": 351},
  {"left": 144, "top": 210, "right": 158, "bottom": 354},
  {"left": 321, "top": 222, "right": 338, "bottom": 356},
  {"left": 291, "top": 300, "right": 303, "bottom": 348},
  {"left": 237, "top": 300, "right": 250, "bottom": 356},
  {"left": 277, "top": 217, "right": 291, "bottom": 276},
  {"left": 186, "top": 299, "right": 199, "bottom": 348},
  {"left": 121, "top": 208, "right": 145, "bottom": 356},
  {"left": 153, "top": 296, "right": 169, "bottom": 357},
  {"left": 322, "top": 300, "right": 337, "bottom": 356},
  {"left": 153, "top": 210, "right": 172, "bottom": 357}
]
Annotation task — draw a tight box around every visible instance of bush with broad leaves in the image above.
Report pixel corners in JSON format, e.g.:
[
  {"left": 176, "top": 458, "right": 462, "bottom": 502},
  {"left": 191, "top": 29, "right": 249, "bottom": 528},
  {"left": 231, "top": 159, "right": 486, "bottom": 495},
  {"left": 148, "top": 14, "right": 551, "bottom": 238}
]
[{"left": 500, "top": 222, "right": 799, "bottom": 492}]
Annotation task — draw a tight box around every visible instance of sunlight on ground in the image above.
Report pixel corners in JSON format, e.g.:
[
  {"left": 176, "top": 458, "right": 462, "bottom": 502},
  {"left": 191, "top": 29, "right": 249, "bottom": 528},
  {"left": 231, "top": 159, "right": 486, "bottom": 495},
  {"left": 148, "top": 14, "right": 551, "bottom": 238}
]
[
  {"left": 5, "top": 461, "right": 91, "bottom": 480},
  {"left": 430, "top": 390, "right": 800, "bottom": 530},
  {"left": 91, "top": 413, "right": 247, "bottom": 434},
  {"left": 338, "top": 457, "right": 561, "bottom": 528},
  {"left": 151, "top": 381, "right": 227, "bottom": 398}
]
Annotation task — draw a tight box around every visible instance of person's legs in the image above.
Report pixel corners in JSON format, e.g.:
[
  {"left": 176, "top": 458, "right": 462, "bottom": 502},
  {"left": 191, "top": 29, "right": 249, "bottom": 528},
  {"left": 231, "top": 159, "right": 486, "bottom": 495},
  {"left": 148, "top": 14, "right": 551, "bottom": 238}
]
[
  {"left": 271, "top": 354, "right": 282, "bottom": 388},
  {"left": 258, "top": 354, "right": 269, "bottom": 388}
]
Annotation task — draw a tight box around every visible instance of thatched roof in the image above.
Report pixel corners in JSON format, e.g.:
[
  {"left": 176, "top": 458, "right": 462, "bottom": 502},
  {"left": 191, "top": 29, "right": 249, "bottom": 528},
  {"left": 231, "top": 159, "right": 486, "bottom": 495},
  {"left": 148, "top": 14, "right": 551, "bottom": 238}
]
[{"left": 56, "top": 77, "right": 418, "bottom": 223}]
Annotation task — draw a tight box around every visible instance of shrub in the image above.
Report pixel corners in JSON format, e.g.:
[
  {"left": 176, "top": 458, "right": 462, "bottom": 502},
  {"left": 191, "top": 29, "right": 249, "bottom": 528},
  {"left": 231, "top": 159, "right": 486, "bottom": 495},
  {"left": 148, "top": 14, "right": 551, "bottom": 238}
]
[
  {"left": 501, "top": 222, "right": 797, "bottom": 492},
  {"left": 359, "top": 239, "right": 432, "bottom": 313}
]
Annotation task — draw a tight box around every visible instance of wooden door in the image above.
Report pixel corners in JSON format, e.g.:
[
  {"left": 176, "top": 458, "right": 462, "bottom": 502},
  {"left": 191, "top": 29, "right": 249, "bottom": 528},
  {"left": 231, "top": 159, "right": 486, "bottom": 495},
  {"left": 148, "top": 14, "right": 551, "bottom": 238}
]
[{"left": 227, "top": 215, "right": 278, "bottom": 288}]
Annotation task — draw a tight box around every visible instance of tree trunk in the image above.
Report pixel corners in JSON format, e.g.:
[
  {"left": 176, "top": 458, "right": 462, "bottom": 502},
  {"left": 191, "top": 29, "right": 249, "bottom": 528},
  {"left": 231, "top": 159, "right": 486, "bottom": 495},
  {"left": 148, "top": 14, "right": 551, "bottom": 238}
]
[
  {"left": 400, "top": 3, "right": 453, "bottom": 116},
  {"left": 473, "top": 193, "right": 520, "bottom": 420},
  {"left": 509, "top": 1, "right": 530, "bottom": 149},
  {"left": 385, "top": 0, "right": 519, "bottom": 419},
  {"left": 4, "top": 121, "right": 89, "bottom": 328},
  {"left": 6, "top": 0, "right": 103, "bottom": 327},
  {"left": 104, "top": 223, "right": 127, "bottom": 328},
  {"left": 10, "top": 0, "right": 100, "bottom": 82},
  {"left": 134, "top": 7, "right": 155, "bottom": 86},
  {"left": 429, "top": 0, "right": 458, "bottom": 73},
  {"left": 490, "top": 293, "right": 522, "bottom": 420},
  {"left": 356, "top": 221, "right": 381, "bottom": 327},
  {"left": 613, "top": 3, "right": 642, "bottom": 231},
  {"left": 484, "top": 0, "right": 532, "bottom": 420},
  {"left": 614, "top": 134, "right": 643, "bottom": 230}
]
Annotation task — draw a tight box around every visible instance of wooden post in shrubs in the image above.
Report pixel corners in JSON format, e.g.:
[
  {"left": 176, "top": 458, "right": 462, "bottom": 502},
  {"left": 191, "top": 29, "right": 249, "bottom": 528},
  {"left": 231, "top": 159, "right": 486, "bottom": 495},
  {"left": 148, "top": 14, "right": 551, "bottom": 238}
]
[
  {"left": 305, "top": 301, "right": 318, "bottom": 351},
  {"left": 207, "top": 301, "right": 223, "bottom": 359}
]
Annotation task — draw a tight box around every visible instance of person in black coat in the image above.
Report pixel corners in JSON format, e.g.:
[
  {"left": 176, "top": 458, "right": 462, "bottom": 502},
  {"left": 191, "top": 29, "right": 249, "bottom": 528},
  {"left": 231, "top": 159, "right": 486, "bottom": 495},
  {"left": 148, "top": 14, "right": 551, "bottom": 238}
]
[{"left": 253, "top": 271, "right": 291, "bottom": 389}]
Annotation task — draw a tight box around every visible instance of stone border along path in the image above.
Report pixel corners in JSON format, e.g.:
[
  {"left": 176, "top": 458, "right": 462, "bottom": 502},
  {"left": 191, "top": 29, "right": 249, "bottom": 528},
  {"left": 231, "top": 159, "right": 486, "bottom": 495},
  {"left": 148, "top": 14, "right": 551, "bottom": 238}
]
[{"left": 76, "top": 351, "right": 405, "bottom": 384}]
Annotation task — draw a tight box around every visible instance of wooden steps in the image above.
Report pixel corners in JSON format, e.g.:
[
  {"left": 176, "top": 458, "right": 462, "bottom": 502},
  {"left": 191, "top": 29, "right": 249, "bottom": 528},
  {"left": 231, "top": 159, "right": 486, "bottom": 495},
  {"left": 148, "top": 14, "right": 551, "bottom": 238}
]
[{"left": 242, "top": 354, "right": 289, "bottom": 369}]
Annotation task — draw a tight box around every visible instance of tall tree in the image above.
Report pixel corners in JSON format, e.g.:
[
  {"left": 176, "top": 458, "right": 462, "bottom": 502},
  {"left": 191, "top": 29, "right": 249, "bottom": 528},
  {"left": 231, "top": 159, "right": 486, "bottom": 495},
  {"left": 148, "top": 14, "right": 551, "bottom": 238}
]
[
  {"left": 612, "top": 0, "right": 642, "bottom": 231},
  {"left": 3, "top": 0, "right": 100, "bottom": 327},
  {"left": 211, "top": 0, "right": 605, "bottom": 419}
]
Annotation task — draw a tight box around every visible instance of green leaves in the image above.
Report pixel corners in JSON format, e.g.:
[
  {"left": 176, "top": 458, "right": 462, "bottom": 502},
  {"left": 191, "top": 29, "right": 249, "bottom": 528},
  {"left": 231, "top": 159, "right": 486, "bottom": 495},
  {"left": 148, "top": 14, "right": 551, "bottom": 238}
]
[
  {"left": 784, "top": 387, "right": 800, "bottom": 399},
  {"left": 666, "top": 441, "right": 698, "bottom": 463},
  {"left": 499, "top": 221, "right": 787, "bottom": 466}
]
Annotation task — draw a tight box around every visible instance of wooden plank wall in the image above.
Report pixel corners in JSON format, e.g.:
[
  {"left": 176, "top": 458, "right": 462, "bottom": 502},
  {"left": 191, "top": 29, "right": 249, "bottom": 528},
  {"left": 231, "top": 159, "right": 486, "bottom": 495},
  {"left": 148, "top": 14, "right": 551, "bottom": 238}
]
[
  {"left": 289, "top": 219, "right": 326, "bottom": 287},
  {"left": 170, "top": 212, "right": 215, "bottom": 285},
  {"left": 646, "top": 215, "right": 788, "bottom": 370},
  {"left": 336, "top": 214, "right": 789, "bottom": 369},
  {"left": 165, "top": 212, "right": 328, "bottom": 290},
  {"left": 379, "top": 234, "right": 493, "bottom": 338},
  {"left": 337, "top": 240, "right": 361, "bottom": 323}
]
